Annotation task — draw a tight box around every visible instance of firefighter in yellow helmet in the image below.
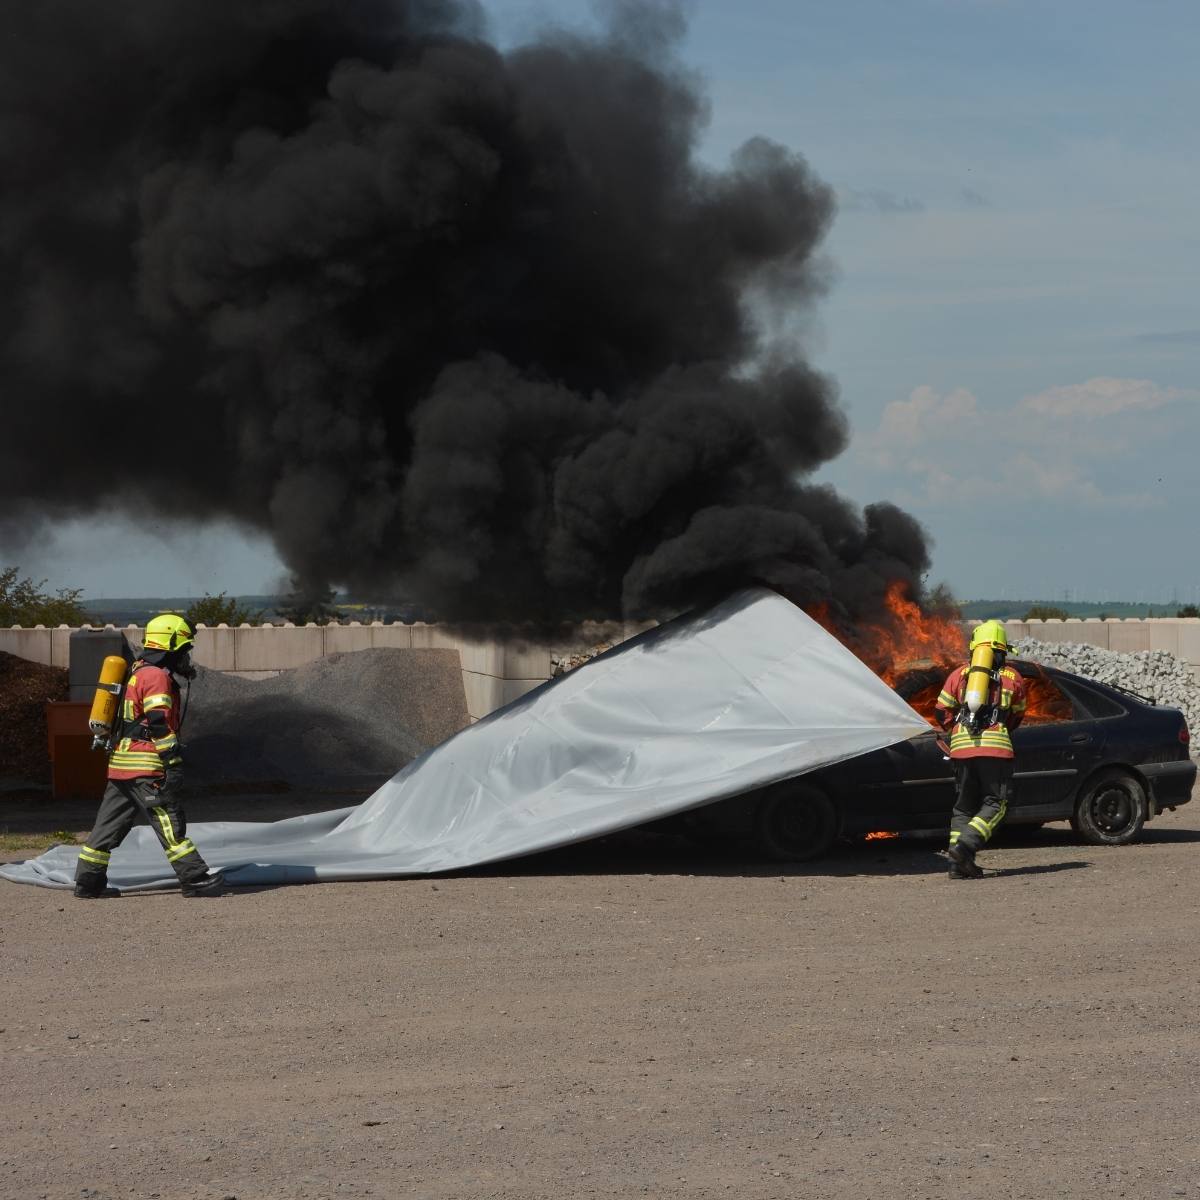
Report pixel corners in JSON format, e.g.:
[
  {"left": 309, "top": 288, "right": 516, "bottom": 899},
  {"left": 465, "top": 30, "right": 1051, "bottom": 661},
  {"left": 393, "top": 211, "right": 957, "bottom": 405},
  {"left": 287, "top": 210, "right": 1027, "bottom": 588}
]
[
  {"left": 934, "top": 620, "right": 1028, "bottom": 879},
  {"left": 74, "top": 614, "right": 225, "bottom": 898}
]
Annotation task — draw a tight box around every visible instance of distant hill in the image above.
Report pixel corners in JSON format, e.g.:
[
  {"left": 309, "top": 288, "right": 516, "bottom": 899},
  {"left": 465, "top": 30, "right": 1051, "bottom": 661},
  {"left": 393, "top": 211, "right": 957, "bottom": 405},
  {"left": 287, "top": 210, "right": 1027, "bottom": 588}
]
[
  {"left": 81, "top": 596, "right": 430, "bottom": 626},
  {"left": 959, "top": 599, "right": 1191, "bottom": 621},
  {"left": 73, "top": 594, "right": 1199, "bottom": 627}
]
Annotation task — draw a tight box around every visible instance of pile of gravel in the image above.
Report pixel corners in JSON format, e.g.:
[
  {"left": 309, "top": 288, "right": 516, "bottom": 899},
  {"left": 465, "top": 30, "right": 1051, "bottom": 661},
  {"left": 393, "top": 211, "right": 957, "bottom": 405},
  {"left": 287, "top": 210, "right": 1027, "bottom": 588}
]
[
  {"left": 1015, "top": 638, "right": 1199, "bottom": 757},
  {"left": 180, "top": 648, "right": 469, "bottom": 787}
]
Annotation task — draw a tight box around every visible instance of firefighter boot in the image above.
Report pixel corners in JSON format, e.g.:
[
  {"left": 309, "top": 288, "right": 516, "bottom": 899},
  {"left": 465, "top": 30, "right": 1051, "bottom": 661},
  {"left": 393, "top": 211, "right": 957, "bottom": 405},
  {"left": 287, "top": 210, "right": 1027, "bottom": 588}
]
[
  {"left": 181, "top": 870, "right": 227, "bottom": 898},
  {"left": 947, "top": 842, "right": 983, "bottom": 879},
  {"left": 73, "top": 876, "right": 121, "bottom": 899},
  {"left": 948, "top": 860, "right": 983, "bottom": 880}
]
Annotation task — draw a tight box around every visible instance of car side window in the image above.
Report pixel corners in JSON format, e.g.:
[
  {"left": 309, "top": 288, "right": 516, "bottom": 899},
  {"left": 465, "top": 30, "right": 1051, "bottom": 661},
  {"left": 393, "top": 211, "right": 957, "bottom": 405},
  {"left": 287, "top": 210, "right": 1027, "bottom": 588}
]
[
  {"left": 1063, "top": 682, "right": 1125, "bottom": 720},
  {"left": 1017, "top": 669, "right": 1076, "bottom": 723}
]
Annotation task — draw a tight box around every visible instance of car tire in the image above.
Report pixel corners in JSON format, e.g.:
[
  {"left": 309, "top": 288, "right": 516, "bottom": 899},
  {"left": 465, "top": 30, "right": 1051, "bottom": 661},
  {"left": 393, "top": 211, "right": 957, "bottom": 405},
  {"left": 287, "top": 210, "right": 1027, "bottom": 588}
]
[
  {"left": 753, "top": 783, "right": 838, "bottom": 862},
  {"left": 1071, "top": 768, "right": 1147, "bottom": 846}
]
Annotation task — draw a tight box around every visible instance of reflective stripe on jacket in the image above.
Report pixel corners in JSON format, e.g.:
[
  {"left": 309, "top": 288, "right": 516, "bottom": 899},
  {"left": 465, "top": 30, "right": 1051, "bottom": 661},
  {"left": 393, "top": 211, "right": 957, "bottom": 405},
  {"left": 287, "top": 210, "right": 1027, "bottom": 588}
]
[{"left": 935, "top": 662, "right": 1027, "bottom": 759}]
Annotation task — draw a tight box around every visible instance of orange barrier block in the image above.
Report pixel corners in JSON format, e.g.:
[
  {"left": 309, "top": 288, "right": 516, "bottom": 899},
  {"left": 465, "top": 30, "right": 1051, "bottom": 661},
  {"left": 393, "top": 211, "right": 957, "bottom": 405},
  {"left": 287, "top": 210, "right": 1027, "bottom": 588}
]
[{"left": 45, "top": 701, "right": 107, "bottom": 801}]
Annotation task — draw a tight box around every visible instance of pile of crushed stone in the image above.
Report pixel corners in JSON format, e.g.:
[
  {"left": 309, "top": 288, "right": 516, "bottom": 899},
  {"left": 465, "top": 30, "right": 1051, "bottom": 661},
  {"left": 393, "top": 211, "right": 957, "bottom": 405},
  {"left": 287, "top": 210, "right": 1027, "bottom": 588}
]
[
  {"left": 1015, "top": 638, "right": 1199, "bottom": 757},
  {"left": 0, "top": 651, "right": 69, "bottom": 783},
  {"left": 180, "top": 648, "right": 469, "bottom": 787}
]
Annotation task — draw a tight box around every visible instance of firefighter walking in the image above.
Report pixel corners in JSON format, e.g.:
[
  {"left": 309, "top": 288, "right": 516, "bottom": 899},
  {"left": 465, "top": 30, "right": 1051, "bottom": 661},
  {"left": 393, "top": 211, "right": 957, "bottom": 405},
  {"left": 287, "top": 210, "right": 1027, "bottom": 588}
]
[
  {"left": 74, "top": 614, "right": 224, "bottom": 899},
  {"left": 935, "top": 620, "right": 1027, "bottom": 879}
]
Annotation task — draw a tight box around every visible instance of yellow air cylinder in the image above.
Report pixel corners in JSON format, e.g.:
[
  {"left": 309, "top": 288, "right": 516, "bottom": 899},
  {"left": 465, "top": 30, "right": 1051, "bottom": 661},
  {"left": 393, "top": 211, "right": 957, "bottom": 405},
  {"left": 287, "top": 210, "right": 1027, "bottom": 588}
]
[
  {"left": 964, "top": 642, "right": 995, "bottom": 718},
  {"left": 88, "top": 656, "right": 128, "bottom": 742}
]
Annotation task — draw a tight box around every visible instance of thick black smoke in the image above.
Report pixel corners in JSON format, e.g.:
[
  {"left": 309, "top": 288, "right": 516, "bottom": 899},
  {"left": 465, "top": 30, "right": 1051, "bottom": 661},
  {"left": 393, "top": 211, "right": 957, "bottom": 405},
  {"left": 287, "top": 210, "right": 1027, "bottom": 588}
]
[{"left": 0, "top": 0, "right": 930, "bottom": 624}]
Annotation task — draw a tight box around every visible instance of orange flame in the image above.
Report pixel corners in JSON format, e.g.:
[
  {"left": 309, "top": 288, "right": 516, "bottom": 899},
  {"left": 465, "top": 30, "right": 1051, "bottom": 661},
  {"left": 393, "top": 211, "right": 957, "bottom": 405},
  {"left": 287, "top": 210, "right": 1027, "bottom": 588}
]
[
  {"left": 808, "top": 581, "right": 965, "bottom": 687},
  {"left": 865, "top": 831, "right": 900, "bottom": 841},
  {"left": 808, "top": 581, "right": 1071, "bottom": 726}
]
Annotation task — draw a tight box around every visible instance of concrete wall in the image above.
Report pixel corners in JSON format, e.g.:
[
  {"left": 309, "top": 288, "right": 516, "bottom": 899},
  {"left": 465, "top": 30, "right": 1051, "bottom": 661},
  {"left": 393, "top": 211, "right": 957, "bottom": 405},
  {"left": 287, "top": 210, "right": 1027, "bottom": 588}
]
[
  {"left": 4, "top": 618, "right": 1198, "bottom": 718},
  {"left": 961, "top": 618, "right": 1200, "bottom": 682},
  {"left": 0, "top": 622, "right": 553, "bottom": 722}
]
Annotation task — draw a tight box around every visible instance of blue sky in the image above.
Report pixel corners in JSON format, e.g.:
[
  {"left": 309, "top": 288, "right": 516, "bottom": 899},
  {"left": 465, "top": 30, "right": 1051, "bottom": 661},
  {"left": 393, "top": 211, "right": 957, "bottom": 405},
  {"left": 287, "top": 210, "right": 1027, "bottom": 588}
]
[{"left": 11, "top": 0, "right": 1200, "bottom": 602}]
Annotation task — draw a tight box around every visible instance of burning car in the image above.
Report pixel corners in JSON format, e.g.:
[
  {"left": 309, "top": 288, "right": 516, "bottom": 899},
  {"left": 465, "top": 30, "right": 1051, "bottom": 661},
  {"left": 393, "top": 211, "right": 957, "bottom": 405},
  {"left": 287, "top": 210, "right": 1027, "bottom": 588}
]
[{"left": 682, "top": 658, "right": 1195, "bottom": 861}]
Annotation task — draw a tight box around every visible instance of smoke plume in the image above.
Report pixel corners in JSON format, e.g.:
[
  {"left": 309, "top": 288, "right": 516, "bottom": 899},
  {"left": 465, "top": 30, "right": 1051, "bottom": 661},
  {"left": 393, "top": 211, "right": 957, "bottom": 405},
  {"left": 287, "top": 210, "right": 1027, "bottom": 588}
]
[{"left": 0, "top": 0, "right": 930, "bottom": 624}]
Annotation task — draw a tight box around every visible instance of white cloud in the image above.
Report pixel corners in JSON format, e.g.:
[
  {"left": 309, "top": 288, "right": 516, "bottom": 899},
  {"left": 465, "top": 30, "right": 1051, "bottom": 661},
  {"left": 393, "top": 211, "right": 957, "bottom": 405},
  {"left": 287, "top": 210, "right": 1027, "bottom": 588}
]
[
  {"left": 1019, "top": 376, "right": 1195, "bottom": 419},
  {"left": 856, "top": 376, "right": 1190, "bottom": 511},
  {"left": 868, "top": 384, "right": 977, "bottom": 468}
]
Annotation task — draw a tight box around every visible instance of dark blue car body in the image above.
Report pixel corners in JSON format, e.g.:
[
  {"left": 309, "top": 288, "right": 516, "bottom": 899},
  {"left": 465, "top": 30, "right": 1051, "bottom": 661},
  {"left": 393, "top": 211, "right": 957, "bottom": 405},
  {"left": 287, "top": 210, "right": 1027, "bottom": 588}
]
[{"left": 685, "top": 660, "right": 1196, "bottom": 860}]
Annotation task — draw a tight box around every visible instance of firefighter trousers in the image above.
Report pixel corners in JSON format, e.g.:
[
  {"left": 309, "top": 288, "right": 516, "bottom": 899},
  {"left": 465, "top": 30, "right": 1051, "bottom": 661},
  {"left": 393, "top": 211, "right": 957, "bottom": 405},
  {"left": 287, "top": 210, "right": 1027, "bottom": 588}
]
[
  {"left": 950, "top": 757, "right": 1014, "bottom": 853},
  {"left": 75, "top": 778, "right": 211, "bottom": 891}
]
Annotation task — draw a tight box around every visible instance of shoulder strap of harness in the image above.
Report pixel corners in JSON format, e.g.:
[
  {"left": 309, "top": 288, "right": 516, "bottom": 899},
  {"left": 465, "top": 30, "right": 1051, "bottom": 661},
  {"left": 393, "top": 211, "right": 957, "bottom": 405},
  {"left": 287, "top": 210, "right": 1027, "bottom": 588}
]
[{"left": 117, "top": 660, "right": 156, "bottom": 742}]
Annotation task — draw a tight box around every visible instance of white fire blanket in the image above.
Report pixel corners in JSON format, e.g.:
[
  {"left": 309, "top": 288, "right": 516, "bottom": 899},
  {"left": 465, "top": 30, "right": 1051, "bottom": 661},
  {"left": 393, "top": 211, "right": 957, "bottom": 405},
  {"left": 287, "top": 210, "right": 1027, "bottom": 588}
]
[{"left": 1, "top": 588, "right": 930, "bottom": 890}]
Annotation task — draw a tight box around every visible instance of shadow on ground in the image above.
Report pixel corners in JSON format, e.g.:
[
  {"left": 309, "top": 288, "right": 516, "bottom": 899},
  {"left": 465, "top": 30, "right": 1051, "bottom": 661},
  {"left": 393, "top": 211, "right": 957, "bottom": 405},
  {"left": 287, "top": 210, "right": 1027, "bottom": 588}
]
[
  {"left": 466, "top": 823, "right": 1101, "bottom": 881},
  {"left": 6, "top": 783, "right": 1192, "bottom": 882}
]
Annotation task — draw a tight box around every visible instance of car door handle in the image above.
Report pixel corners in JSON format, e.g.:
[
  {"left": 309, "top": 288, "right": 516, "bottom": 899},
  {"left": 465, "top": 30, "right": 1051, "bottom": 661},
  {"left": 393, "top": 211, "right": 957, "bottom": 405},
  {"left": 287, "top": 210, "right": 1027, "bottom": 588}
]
[{"left": 1069, "top": 733, "right": 1092, "bottom": 745}]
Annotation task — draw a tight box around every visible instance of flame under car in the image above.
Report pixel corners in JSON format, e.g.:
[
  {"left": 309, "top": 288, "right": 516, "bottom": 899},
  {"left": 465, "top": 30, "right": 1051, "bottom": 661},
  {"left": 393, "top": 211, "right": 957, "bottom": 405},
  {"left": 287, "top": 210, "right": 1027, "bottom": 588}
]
[{"left": 679, "top": 660, "right": 1196, "bottom": 861}]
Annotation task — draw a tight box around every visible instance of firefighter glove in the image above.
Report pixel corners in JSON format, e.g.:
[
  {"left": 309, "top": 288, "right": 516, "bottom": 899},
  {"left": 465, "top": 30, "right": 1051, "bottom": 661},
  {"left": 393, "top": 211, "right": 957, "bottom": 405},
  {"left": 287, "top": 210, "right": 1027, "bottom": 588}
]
[{"left": 160, "top": 761, "right": 185, "bottom": 797}]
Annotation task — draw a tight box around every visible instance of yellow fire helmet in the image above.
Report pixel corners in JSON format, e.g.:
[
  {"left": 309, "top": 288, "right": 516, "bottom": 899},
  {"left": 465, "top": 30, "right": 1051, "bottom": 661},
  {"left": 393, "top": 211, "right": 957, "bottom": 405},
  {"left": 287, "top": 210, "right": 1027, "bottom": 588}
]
[
  {"left": 144, "top": 612, "right": 196, "bottom": 653},
  {"left": 969, "top": 619, "right": 1010, "bottom": 653}
]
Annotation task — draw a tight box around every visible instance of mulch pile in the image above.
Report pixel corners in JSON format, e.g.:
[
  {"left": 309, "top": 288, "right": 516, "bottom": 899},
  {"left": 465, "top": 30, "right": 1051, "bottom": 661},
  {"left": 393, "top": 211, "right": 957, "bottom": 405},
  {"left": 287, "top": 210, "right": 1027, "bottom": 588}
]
[{"left": 0, "top": 651, "right": 69, "bottom": 782}]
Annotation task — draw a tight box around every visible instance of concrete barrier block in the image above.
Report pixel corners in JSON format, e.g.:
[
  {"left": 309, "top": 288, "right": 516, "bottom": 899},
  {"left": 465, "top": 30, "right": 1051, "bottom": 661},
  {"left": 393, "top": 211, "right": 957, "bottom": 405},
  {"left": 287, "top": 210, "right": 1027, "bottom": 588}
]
[
  {"left": 1025, "top": 621, "right": 1078, "bottom": 645},
  {"left": 1108, "top": 622, "right": 1151, "bottom": 653},
  {"left": 1145, "top": 621, "right": 1181, "bottom": 655},
  {"left": 324, "top": 624, "right": 375, "bottom": 655},
  {"left": 194, "top": 625, "right": 237, "bottom": 671},
  {"left": 369, "top": 623, "right": 414, "bottom": 650},
  {"left": 234, "top": 625, "right": 324, "bottom": 672},
  {"left": 1058, "top": 620, "right": 1109, "bottom": 648},
  {"left": 501, "top": 678, "right": 545, "bottom": 707},
  {"left": 1175, "top": 621, "right": 1200, "bottom": 666},
  {"left": 463, "top": 672, "right": 505, "bottom": 721},
  {"left": 408, "top": 623, "right": 465, "bottom": 651},
  {"left": 0, "top": 628, "right": 53, "bottom": 665},
  {"left": 503, "top": 643, "right": 554, "bottom": 680},
  {"left": 50, "top": 626, "right": 73, "bottom": 668},
  {"left": 456, "top": 639, "right": 505, "bottom": 677}
]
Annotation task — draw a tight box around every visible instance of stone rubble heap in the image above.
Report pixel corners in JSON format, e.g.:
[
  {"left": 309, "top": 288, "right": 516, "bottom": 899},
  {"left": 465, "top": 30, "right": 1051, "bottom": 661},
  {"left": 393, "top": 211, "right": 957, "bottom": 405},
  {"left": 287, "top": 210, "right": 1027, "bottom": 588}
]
[
  {"left": 1015, "top": 637, "right": 1200, "bottom": 758},
  {"left": 550, "top": 644, "right": 613, "bottom": 677}
]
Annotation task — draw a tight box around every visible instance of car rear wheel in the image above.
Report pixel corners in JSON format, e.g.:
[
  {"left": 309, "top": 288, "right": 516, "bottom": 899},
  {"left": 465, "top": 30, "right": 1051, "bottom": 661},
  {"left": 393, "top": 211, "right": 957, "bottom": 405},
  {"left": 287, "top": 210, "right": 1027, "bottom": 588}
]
[
  {"left": 1071, "top": 769, "right": 1147, "bottom": 846},
  {"left": 753, "top": 784, "right": 838, "bottom": 861}
]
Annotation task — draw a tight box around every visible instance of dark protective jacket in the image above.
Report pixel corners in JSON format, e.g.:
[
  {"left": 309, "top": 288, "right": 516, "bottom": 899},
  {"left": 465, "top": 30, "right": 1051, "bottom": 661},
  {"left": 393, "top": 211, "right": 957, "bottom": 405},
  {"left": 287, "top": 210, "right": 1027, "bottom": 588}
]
[
  {"left": 107, "top": 661, "right": 181, "bottom": 780},
  {"left": 935, "top": 662, "right": 1027, "bottom": 759}
]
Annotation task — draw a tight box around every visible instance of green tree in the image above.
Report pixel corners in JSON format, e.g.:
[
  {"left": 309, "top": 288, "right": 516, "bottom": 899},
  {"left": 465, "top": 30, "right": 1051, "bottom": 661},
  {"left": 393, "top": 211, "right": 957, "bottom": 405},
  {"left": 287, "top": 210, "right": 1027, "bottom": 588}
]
[
  {"left": 1177, "top": 604, "right": 1200, "bottom": 619},
  {"left": 0, "top": 566, "right": 90, "bottom": 626},
  {"left": 925, "top": 581, "right": 961, "bottom": 620},
  {"left": 1022, "top": 604, "right": 1070, "bottom": 621},
  {"left": 184, "top": 591, "right": 262, "bottom": 627}
]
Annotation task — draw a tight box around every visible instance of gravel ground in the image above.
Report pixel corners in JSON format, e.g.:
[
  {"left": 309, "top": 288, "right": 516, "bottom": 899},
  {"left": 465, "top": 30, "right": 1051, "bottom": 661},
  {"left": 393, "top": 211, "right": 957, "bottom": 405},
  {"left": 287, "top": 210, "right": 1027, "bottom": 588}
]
[{"left": 2, "top": 785, "right": 1198, "bottom": 1200}]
